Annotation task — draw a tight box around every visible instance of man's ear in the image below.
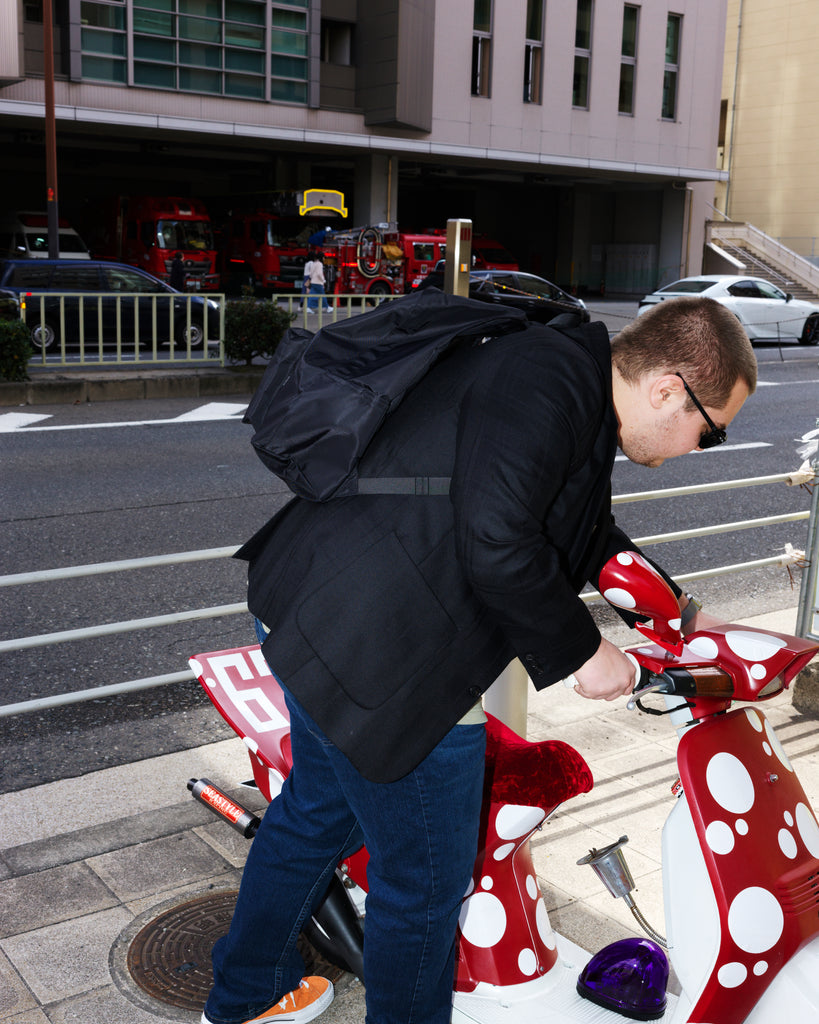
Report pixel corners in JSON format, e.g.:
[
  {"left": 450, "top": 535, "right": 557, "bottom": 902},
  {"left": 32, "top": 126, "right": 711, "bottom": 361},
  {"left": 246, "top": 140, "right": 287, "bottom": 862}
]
[{"left": 648, "top": 373, "right": 686, "bottom": 411}]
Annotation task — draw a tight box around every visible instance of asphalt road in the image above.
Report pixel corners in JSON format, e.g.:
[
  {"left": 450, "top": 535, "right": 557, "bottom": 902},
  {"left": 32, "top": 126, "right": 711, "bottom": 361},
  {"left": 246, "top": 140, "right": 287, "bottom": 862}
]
[{"left": 1, "top": 335, "right": 817, "bottom": 793}]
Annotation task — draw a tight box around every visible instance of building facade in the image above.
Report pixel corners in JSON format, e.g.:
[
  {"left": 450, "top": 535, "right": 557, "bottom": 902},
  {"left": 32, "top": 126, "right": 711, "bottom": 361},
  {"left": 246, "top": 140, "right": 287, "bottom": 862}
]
[
  {"left": 0, "top": 0, "right": 729, "bottom": 293},
  {"left": 717, "top": 0, "right": 819, "bottom": 263}
]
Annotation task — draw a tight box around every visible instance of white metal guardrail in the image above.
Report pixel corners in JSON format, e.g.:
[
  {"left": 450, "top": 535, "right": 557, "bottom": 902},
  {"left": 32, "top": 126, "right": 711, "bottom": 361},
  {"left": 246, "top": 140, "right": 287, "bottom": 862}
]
[
  {"left": 23, "top": 291, "right": 226, "bottom": 366},
  {"left": 797, "top": 474, "right": 819, "bottom": 643},
  {"left": 0, "top": 469, "right": 814, "bottom": 718},
  {"left": 21, "top": 291, "right": 400, "bottom": 368}
]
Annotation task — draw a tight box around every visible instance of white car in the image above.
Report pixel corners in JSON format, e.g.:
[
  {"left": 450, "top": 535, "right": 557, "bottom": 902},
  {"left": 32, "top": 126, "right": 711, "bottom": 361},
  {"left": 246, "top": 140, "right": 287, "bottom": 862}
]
[{"left": 637, "top": 275, "right": 819, "bottom": 344}]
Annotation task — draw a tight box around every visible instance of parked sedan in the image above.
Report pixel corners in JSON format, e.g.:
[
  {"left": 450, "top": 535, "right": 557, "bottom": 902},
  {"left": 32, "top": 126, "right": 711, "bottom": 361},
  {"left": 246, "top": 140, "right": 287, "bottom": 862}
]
[
  {"left": 0, "top": 258, "right": 222, "bottom": 351},
  {"left": 638, "top": 275, "right": 819, "bottom": 344},
  {"left": 416, "top": 265, "right": 589, "bottom": 323}
]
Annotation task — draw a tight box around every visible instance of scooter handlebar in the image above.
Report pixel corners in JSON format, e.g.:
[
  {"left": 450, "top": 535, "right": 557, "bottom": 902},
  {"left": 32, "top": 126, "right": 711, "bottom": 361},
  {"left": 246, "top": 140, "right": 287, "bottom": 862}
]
[{"left": 562, "top": 651, "right": 645, "bottom": 693}]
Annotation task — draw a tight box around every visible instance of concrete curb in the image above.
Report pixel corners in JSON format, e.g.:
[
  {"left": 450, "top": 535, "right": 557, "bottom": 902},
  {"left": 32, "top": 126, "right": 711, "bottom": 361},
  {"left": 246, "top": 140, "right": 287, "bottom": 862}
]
[{"left": 0, "top": 367, "right": 265, "bottom": 407}]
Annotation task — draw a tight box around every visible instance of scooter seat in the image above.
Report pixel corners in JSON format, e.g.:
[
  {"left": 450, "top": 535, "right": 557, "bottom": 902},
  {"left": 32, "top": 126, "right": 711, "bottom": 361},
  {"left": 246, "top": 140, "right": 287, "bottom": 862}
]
[{"left": 483, "top": 712, "right": 593, "bottom": 810}]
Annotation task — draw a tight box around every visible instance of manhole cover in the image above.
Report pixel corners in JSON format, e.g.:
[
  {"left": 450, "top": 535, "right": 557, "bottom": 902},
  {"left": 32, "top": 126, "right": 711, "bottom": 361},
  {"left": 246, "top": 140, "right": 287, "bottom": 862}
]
[{"left": 127, "top": 890, "right": 345, "bottom": 1011}]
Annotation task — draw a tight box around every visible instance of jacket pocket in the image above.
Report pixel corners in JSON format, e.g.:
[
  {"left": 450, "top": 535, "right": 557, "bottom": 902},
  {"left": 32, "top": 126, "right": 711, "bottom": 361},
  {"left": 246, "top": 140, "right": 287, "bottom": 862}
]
[{"left": 296, "top": 531, "right": 457, "bottom": 709}]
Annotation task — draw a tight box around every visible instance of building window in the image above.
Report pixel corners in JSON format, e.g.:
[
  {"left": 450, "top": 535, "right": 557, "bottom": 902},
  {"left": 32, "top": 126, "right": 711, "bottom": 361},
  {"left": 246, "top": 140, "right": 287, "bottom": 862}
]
[
  {"left": 573, "top": 0, "right": 592, "bottom": 109},
  {"left": 79, "top": 0, "right": 308, "bottom": 104},
  {"left": 80, "top": 1, "right": 127, "bottom": 83},
  {"left": 471, "top": 0, "right": 492, "bottom": 97},
  {"left": 618, "top": 4, "right": 638, "bottom": 114},
  {"left": 321, "top": 20, "right": 353, "bottom": 65},
  {"left": 662, "top": 12, "right": 681, "bottom": 120},
  {"left": 523, "top": 0, "right": 544, "bottom": 104}
]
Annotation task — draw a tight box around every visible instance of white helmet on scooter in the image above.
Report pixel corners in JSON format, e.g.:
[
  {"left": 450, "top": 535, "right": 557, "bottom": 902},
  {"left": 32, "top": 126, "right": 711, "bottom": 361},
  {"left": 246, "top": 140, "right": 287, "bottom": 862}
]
[{"left": 577, "top": 937, "right": 668, "bottom": 1020}]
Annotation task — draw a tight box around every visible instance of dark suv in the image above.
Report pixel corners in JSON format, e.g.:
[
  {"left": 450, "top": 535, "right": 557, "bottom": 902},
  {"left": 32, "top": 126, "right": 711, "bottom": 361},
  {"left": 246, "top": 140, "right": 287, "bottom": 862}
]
[{"left": 0, "top": 259, "right": 222, "bottom": 351}]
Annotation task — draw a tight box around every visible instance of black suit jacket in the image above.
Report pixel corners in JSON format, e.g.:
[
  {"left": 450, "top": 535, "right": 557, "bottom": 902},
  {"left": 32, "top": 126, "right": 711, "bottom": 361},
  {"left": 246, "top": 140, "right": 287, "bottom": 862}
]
[{"left": 238, "top": 318, "right": 659, "bottom": 781}]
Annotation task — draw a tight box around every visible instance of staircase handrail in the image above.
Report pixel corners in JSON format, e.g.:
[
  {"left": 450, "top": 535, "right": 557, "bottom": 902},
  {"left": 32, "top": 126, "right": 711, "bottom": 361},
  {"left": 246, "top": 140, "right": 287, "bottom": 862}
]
[{"left": 707, "top": 219, "right": 819, "bottom": 295}]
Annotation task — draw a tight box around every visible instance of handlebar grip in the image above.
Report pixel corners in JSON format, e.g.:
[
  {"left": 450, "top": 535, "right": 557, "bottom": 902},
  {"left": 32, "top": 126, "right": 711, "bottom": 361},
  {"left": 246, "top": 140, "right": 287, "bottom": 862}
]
[{"left": 562, "top": 651, "right": 644, "bottom": 691}]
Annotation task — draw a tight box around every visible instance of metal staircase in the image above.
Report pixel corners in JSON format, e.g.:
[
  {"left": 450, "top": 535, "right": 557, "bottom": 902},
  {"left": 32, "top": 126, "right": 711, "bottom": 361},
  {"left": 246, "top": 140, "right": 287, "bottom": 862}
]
[{"left": 706, "top": 221, "right": 819, "bottom": 301}]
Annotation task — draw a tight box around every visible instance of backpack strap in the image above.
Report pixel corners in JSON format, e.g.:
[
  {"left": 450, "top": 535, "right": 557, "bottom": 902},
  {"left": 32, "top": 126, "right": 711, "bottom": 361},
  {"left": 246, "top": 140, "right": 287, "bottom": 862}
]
[{"left": 357, "top": 476, "right": 451, "bottom": 495}]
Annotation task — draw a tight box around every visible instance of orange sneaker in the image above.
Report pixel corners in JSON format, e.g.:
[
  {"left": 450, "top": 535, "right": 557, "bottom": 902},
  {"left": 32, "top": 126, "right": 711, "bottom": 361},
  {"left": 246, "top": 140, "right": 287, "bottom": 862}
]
[{"left": 202, "top": 977, "right": 334, "bottom": 1024}]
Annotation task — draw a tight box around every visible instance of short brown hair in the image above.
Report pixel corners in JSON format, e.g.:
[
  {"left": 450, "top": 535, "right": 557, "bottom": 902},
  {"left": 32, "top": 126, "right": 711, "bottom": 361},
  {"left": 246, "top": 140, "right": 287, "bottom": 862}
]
[{"left": 611, "top": 296, "right": 757, "bottom": 408}]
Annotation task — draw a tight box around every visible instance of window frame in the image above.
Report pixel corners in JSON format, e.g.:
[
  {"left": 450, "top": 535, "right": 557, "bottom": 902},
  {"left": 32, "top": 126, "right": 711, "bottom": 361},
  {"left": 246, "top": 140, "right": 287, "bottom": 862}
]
[
  {"left": 618, "top": 4, "right": 639, "bottom": 115},
  {"left": 471, "top": 0, "right": 493, "bottom": 98},
  {"left": 523, "top": 0, "right": 544, "bottom": 105},
  {"left": 662, "top": 12, "right": 682, "bottom": 121},
  {"left": 572, "top": 0, "right": 593, "bottom": 110}
]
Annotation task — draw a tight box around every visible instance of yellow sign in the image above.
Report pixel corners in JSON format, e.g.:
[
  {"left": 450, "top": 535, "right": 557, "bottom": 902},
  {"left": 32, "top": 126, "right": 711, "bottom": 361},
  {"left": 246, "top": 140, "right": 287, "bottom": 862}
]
[{"left": 299, "top": 189, "right": 347, "bottom": 218}]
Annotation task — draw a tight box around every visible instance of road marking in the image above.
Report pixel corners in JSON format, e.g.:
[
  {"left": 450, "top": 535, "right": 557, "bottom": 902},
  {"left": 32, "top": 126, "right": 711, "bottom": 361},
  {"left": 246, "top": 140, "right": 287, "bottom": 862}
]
[
  {"left": 615, "top": 441, "right": 771, "bottom": 462},
  {"left": 1, "top": 402, "right": 248, "bottom": 433},
  {"left": 0, "top": 412, "right": 53, "bottom": 432}
]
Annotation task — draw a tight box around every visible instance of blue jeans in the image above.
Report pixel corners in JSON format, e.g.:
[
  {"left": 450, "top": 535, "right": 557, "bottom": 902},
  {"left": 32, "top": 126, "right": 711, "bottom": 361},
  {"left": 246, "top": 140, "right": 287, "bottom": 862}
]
[
  {"left": 307, "top": 283, "right": 328, "bottom": 310},
  {"left": 204, "top": 638, "right": 486, "bottom": 1024}
]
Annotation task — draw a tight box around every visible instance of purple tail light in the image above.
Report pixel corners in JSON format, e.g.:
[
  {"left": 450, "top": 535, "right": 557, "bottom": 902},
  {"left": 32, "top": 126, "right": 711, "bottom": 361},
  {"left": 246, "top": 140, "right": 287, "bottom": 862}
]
[{"left": 577, "top": 937, "right": 669, "bottom": 1020}]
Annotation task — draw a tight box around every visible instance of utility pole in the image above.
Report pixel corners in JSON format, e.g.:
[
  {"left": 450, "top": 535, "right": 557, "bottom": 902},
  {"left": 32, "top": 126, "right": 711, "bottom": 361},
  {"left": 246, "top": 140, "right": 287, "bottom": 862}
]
[{"left": 43, "top": 0, "right": 60, "bottom": 258}]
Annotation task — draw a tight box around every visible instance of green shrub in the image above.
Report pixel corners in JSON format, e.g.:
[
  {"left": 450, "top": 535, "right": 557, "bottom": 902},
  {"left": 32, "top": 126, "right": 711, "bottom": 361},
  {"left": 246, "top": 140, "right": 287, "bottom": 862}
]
[
  {"left": 0, "top": 312, "right": 34, "bottom": 382},
  {"left": 223, "top": 297, "right": 295, "bottom": 366}
]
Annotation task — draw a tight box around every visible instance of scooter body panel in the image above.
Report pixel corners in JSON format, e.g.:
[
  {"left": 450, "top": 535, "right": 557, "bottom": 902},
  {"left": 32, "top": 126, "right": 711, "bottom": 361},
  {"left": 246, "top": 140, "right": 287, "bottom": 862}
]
[
  {"left": 453, "top": 933, "right": 679, "bottom": 1023},
  {"left": 672, "top": 706, "right": 819, "bottom": 1023},
  {"left": 456, "top": 803, "right": 559, "bottom": 991}
]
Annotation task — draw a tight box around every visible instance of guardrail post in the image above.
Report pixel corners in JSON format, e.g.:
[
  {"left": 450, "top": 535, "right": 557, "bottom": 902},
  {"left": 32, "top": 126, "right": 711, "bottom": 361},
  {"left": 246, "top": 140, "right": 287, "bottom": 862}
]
[{"left": 797, "top": 462, "right": 819, "bottom": 642}]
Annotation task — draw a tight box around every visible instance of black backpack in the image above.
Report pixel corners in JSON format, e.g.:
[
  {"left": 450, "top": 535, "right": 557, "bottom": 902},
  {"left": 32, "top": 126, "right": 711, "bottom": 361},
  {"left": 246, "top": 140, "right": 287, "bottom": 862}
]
[{"left": 243, "top": 289, "right": 528, "bottom": 501}]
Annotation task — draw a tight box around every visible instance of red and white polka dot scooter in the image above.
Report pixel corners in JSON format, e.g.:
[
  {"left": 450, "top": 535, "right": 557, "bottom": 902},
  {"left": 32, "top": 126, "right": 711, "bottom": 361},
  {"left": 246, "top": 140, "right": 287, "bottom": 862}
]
[{"left": 189, "top": 550, "right": 819, "bottom": 1023}]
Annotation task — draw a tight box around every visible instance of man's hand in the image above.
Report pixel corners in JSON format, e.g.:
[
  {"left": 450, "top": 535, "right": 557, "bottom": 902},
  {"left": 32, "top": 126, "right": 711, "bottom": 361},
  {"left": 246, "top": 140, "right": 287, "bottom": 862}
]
[{"left": 572, "top": 637, "right": 639, "bottom": 701}]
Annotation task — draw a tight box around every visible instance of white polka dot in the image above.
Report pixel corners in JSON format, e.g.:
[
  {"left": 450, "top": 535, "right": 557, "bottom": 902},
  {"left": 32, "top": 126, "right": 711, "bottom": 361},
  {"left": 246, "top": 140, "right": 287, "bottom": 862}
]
[
  {"left": 784, "top": 811, "right": 794, "bottom": 826},
  {"left": 753, "top": 961, "right": 769, "bottom": 976},
  {"left": 603, "top": 586, "right": 636, "bottom": 609},
  {"left": 669, "top": 617, "right": 682, "bottom": 630},
  {"left": 526, "top": 875, "right": 539, "bottom": 900},
  {"left": 459, "top": 891, "right": 507, "bottom": 947},
  {"left": 481, "top": 875, "right": 493, "bottom": 890},
  {"left": 493, "top": 842, "right": 516, "bottom": 861},
  {"left": 778, "top": 829, "right": 798, "bottom": 859},
  {"left": 718, "top": 962, "right": 748, "bottom": 988},
  {"left": 463, "top": 877, "right": 475, "bottom": 898},
  {"left": 705, "top": 820, "right": 735, "bottom": 854},
  {"left": 764, "top": 720, "right": 793, "bottom": 773},
  {"left": 750, "top": 664, "right": 767, "bottom": 679},
  {"left": 727, "top": 887, "right": 784, "bottom": 954},
  {"left": 706, "top": 752, "right": 755, "bottom": 814},
  {"left": 725, "top": 630, "right": 787, "bottom": 662},
  {"left": 796, "top": 803, "right": 819, "bottom": 858},
  {"left": 518, "top": 948, "right": 538, "bottom": 975},
  {"left": 736, "top": 819, "right": 749, "bottom": 835},
  {"left": 616, "top": 552, "right": 634, "bottom": 565},
  {"left": 687, "top": 636, "right": 720, "bottom": 660},
  {"left": 762, "top": 742, "right": 772, "bottom": 756},
  {"left": 745, "top": 708, "right": 764, "bottom": 732},
  {"left": 495, "top": 805, "right": 544, "bottom": 840},
  {"left": 536, "top": 899, "right": 556, "bottom": 949}
]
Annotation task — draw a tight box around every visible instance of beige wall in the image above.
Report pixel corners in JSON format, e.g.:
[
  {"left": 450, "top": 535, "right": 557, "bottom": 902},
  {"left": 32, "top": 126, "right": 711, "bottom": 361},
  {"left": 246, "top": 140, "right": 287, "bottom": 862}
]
[{"left": 719, "top": 0, "right": 819, "bottom": 256}]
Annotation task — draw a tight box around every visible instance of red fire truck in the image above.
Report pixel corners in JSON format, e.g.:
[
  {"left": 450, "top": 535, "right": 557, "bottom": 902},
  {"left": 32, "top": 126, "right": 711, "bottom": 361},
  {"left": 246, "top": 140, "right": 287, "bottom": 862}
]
[
  {"left": 97, "top": 196, "right": 220, "bottom": 291},
  {"left": 322, "top": 225, "right": 450, "bottom": 296},
  {"left": 220, "top": 189, "right": 348, "bottom": 294},
  {"left": 322, "top": 225, "right": 519, "bottom": 296}
]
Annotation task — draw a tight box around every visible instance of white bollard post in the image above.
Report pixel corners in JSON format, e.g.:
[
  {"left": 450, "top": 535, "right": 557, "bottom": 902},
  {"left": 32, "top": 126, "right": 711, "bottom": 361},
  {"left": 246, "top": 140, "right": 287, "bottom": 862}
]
[{"left": 483, "top": 658, "right": 529, "bottom": 738}]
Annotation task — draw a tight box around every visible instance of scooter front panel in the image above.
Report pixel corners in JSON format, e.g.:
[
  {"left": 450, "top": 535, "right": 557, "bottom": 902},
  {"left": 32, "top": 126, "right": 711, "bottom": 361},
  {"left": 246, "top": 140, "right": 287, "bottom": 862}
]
[{"left": 677, "top": 706, "right": 819, "bottom": 1023}]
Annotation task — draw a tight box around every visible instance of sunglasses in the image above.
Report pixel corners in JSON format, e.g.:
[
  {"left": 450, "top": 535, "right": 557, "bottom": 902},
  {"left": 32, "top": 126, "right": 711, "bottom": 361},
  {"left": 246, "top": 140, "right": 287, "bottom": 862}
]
[{"left": 675, "top": 374, "right": 727, "bottom": 449}]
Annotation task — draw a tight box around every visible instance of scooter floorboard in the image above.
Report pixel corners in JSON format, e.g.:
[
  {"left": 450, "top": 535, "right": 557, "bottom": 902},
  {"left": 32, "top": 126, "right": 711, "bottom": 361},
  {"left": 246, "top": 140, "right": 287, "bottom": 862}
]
[{"left": 451, "top": 933, "right": 678, "bottom": 1024}]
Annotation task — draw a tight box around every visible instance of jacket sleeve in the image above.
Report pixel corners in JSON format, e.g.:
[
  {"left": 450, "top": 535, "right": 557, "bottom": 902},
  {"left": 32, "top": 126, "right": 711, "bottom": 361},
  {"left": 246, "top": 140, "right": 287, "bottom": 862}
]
[{"left": 449, "top": 334, "right": 611, "bottom": 687}]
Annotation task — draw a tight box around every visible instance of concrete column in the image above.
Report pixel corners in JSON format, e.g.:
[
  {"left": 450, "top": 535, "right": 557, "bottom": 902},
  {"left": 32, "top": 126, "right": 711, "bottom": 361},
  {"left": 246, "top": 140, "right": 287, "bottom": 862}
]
[{"left": 353, "top": 153, "right": 396, "bottom": 225}]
